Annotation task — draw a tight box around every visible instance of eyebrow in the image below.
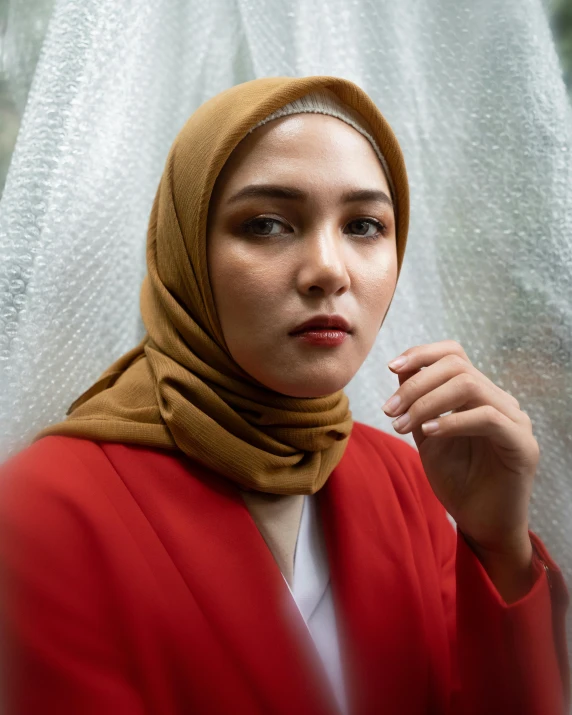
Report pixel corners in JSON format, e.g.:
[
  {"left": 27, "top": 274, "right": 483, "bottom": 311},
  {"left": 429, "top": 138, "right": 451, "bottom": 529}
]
[{"left": 226, "top": 183, "right": 394, "bottom": 209}]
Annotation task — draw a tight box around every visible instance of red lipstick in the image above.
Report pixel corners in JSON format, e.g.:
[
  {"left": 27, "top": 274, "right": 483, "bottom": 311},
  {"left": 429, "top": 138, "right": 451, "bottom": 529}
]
[{"left": 289, "top": 314, "right": 351, "bottom": 347}]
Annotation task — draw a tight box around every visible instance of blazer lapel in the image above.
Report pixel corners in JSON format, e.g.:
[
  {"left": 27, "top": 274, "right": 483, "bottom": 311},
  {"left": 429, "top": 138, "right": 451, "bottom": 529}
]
[
  {"left": 318, "top": 435, "right": 431, "bottom": 715},
  {"left": 103, "top": 442, "right": 339, "bottom": 715}
]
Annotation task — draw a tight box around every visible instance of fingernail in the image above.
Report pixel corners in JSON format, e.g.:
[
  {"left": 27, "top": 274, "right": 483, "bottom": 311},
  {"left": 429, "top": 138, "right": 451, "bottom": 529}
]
[
  {"left": 382, "top": 395, "right": 401, "bottom": 415},
  {"left": 392, "top": 412, "right": 410, "bottom": 431},
  {"left": 388, "top": 356, "right": 408, "bottom": 369},
  {"left": 421, "top": 420, "right": 439, "bottom": 434}
]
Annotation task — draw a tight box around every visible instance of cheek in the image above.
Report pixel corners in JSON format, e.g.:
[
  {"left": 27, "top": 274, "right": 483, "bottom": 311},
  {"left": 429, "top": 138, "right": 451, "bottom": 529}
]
[
  {"left": 209, "top": 242, "right": 285, "bottom": 329},
  {"left": 359, "top": 256, "right": 398, "bottom": 305}
]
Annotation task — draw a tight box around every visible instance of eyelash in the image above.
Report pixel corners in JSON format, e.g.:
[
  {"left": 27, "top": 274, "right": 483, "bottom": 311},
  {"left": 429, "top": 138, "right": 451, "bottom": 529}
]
[{"left": 240, "top": 216, "right": 388, "bottom": 240}]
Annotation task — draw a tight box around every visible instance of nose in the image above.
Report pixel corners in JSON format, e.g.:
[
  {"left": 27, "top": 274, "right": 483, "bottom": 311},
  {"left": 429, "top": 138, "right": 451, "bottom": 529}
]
[{"left": 297, "top": 227, "right": 351, "bottom": 298}]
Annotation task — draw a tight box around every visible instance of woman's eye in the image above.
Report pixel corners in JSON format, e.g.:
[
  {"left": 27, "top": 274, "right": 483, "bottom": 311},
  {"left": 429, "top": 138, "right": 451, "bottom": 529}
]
[
  {"left": 241, "top": 217, "right": 288, "bottom": 236},
  {"left": 346, "top": 218, "right": 386, "bottom": 239},
  {"left": 240, "top": 216, "right": 387, "bottom": 239}
]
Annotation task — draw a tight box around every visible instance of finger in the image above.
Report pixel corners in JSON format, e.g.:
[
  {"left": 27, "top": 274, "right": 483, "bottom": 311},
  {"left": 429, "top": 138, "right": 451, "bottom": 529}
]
[
  {"left": 418, "top": 404, "right": 539, "bottom": 457},
  {"left": 388, "top": 371, "right": 528, "bottom": 435},
  {"left": 389, "top": 344, "right": 521, "bottom": 410},
  {"left": 384, "top": 355, "right": 524, "bottom": 424},
  {"left": 397, "top": 366, "right": 521, "bottom": 413},
  {"left": 387, "top": 340, "right": 470, "bottom": 372}
]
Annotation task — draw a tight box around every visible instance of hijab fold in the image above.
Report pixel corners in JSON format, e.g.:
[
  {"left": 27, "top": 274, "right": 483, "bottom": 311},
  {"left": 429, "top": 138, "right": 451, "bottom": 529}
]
[{"left": 35, "top": 75, "right": 409, "bottom": 495}]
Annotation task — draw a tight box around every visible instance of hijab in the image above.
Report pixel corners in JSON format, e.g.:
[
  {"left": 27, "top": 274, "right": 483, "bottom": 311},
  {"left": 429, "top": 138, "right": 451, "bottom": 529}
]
[{"left": 35, "top": 75, "right": 410, "bottom": 496}]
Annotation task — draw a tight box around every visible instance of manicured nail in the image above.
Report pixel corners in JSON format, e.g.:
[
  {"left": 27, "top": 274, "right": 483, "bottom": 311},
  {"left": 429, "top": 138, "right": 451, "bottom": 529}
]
[
  {"left": 382, "top": 395, "right": 401, "bottom": 415},
  {"left": 388, "top": 355, "right": 408, "bottom": 369},
  {"left": 421, "top": 420, "right": 440, "bottom": 434},
  {"left": 392, "top": 412, "right": 410, "bottom": 431}
]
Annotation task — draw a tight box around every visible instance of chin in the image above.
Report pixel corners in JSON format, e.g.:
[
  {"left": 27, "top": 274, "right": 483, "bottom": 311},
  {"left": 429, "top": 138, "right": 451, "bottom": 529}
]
[
  {"left": 285, "top": 386, "right": 347, "bottom": 398},
  {"left": 264, "top": 371, "right": 353, "bottom": 399},
  {"left": 230, "top": 346, "right": 362, "bottom": 398}
]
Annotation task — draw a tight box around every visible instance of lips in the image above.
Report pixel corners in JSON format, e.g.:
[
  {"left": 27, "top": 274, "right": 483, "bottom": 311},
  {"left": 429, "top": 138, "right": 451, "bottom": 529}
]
[{"left": 289, "top": 314, "right": 352, "bottom": 335}]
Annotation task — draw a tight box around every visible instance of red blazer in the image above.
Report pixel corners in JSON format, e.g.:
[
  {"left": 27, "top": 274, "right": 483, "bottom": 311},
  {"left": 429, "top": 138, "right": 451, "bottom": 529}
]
[{"left": 0, "top": 422, "right": 568, "bottom": 715}]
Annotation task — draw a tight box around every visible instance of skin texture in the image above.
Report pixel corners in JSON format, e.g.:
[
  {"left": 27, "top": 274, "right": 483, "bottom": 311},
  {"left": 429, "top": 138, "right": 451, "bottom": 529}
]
[
  {"left": 207, "top": 111, "right": 541, "bottom": 603},
  {"left": 206, "top": 113, "right": 398, "bottom": 399}
]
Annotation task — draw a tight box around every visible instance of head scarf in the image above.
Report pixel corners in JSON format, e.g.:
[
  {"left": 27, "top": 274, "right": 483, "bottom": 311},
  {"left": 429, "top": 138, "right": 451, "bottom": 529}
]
[{"left": 35, "top": 75, "right": 410, "bottom": 495}]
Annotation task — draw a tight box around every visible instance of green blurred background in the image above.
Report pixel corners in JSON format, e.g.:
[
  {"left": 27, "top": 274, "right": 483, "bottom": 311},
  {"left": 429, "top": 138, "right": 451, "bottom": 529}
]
[
  {"left": 549, "top": 0, "right": 572, "bottom": 91},
  {"left": 0, "top": 0, "right": 571, "bottom": 200}
]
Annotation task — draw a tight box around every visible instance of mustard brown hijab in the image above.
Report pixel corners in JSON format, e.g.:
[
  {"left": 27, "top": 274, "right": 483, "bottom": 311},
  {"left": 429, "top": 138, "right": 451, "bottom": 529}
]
[{"left": 35, "top": 75, "right": 410, "bottom": 495}]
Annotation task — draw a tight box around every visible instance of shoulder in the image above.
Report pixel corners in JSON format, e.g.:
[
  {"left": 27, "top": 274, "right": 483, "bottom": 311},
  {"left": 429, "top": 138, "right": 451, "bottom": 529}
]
[
  {"left": 0, "top": 435, "right": 112, "bottom": 513},
  {"left": 0, "top": 436, "right": 194, "bottom": 558},
  {"left": 1, "top": 434, "right": 109, "bottom": 475},
  {"left": 0, "top": 436, "right": 132, "bottom": 565},
  {"left": 0, "top": 438, "right": 151, "bottom": 680},
  {"left": 0, "top": 436, "right": 179, "bottom": 626}
]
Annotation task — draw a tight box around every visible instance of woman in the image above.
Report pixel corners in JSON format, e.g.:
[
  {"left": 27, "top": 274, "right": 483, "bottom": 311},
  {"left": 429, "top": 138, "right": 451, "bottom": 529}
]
[{"left": 0, "top": 75, "right": 568, "bottom": 715}]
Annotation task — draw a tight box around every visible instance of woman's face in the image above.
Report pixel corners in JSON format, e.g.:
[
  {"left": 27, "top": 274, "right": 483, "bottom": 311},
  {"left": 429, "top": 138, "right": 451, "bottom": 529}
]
[{"left": 206, "top": 113, "right": 398, "bottom": 398}]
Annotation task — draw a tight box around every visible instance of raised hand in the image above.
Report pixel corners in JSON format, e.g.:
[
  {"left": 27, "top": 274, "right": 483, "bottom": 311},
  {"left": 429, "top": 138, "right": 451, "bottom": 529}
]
[{"left": 382, "top": 340, "right": 538, "bottom": 571}]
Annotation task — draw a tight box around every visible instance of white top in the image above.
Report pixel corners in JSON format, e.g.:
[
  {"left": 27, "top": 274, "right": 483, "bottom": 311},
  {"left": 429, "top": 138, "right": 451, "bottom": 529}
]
[{"left": 282, "top": 494, "right": 348, "bottom": 715}]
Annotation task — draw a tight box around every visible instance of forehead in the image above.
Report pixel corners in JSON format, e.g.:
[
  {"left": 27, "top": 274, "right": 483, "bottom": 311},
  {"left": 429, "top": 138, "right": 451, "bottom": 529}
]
[{"left": 212, "top": 113, "right": 391, "bottom": 200}]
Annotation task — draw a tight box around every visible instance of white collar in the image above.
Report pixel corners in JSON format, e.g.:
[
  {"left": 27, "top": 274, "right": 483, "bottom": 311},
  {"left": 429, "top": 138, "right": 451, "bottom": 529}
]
[{"left": 284, "top": 494, "right": 330, "bottom": 623}]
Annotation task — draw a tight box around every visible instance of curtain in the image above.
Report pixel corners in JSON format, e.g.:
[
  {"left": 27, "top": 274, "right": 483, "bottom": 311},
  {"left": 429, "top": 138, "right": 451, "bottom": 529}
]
[{"left": 1, "top": 0, "right": 571, "bottom": 654}]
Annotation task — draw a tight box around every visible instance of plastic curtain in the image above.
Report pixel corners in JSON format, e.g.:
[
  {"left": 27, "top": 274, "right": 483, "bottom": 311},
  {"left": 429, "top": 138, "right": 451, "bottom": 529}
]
[{"left": 1, "top": 0, "right": 571, "bottom": 654}]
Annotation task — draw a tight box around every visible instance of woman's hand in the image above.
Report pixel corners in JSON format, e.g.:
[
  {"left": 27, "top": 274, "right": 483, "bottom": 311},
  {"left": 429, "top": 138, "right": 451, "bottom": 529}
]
[{"left": 382, "top": 340, "right": 539, "bottom": 568}]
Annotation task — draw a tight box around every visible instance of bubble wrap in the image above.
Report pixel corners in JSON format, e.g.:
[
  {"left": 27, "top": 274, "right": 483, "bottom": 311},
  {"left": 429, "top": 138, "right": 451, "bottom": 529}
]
[{"left": 1, "top": 0, "right": 571, "bottom": 664}]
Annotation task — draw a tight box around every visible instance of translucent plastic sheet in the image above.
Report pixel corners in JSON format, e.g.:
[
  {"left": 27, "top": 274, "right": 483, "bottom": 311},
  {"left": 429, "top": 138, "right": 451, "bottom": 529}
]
[{"left": 1, "top": 0, "right": 571, "bottom": 654}]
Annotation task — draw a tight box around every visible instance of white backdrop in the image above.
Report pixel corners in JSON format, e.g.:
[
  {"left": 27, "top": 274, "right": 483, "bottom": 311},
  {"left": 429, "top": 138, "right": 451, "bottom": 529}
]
[{"left": 1, "top": 0, "right": 571, "bottom": 659}]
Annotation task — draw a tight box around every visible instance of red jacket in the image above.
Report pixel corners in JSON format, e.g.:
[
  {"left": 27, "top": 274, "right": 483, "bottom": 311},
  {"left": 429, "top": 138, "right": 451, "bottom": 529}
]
[{"left": 0, "top": 422, "right": 568, "bottom": 714}]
